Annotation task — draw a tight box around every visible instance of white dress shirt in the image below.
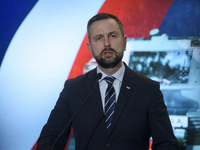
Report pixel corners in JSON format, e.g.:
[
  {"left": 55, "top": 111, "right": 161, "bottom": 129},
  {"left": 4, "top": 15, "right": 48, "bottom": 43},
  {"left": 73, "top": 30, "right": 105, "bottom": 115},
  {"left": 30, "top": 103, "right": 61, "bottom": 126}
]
[{"left": 97, "top": 63, "right": 125, "bottom": 112}]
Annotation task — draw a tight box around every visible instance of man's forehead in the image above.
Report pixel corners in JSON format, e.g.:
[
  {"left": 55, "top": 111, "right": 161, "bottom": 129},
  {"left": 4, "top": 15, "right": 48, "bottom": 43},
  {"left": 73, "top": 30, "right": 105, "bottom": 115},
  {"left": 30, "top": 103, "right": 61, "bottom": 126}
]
[
  {"left": 90, "top": 18, "right": 117, "bottom": 27},
  {"left": 89, "top": 18, "right": 120, "bottom": 34}
]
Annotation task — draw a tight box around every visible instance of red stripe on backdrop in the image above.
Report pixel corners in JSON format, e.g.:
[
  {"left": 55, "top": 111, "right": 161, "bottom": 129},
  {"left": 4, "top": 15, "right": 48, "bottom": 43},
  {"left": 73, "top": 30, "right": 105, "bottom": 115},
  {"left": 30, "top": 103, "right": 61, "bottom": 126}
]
[
  {"left": 98, "top": 0, "right": 174, "bottom": 39},
  {"left": 68, "top": 35, "right": 92, "bottom": 79},
  {"left": 32, "top": 0, "right": 173, "bottom": 149}
]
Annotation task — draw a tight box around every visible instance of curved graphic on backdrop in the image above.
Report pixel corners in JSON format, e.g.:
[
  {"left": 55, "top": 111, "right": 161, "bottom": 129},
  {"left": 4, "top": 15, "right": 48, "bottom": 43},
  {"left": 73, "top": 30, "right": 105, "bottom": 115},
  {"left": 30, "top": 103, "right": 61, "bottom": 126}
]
[{"left": 0, "top": 0, "right": 38, "bottom": 67}]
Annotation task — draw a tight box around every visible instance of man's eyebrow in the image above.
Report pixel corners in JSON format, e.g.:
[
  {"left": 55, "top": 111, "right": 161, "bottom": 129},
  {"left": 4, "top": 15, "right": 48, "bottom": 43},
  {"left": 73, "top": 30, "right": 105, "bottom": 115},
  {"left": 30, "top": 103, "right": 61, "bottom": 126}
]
[
  {"left": 109, "top": 31, "right": 118, "bottom": 35},
  {"left": 93, "top": 31, "right": 119, "bottom": 39},
  {"left": 93, "top": 34, "right": 103, "bottom": 39}
]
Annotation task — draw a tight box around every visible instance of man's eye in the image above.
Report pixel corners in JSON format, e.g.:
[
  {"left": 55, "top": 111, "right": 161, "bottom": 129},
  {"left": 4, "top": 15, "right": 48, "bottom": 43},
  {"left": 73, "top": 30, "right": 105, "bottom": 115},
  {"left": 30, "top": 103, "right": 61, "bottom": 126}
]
[
  {"left": 96, "top": 37, "right": 101, "bottom": 41},
  {"left": 111, "top": 34, "right": 116, "bottom": 38}
]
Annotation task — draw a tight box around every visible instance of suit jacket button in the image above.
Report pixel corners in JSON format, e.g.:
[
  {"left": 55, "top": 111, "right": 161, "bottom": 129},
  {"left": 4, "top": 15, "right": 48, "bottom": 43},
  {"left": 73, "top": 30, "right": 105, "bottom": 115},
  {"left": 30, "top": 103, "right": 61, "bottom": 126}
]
[{"left": 106, "top": 143, "right": 110, "bottom": 147}]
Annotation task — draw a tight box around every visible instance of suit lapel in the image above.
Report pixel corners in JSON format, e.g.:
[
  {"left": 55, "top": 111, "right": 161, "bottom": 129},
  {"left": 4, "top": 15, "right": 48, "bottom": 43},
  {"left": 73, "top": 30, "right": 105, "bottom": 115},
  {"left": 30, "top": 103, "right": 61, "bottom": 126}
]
[
  {"left": 108, "top": 66, "right": 137, "bottom": 138},
  {"left": 86, "top": 69, "right": 107, "bottom": 137}
]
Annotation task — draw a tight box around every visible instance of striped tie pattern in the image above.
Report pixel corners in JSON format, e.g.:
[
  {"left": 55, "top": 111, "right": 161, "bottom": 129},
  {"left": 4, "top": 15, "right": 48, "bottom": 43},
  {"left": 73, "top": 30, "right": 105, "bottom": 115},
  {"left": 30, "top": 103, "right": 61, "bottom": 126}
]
[{"left": 104, "top": 76, "right": 116, "bottom": 134}]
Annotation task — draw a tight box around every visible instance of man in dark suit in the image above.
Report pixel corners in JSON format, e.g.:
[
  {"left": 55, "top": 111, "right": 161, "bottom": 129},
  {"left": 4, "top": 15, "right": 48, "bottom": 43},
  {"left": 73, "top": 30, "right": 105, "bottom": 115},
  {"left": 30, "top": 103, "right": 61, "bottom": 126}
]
[{"left": 36, "top": 13, "right": 179, "bottom": 150}]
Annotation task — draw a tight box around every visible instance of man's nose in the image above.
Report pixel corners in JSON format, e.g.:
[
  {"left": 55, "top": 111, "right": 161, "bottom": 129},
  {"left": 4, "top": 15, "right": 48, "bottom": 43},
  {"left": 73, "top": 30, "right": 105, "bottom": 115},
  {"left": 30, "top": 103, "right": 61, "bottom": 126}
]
[{"left": 104, "top": 37, "right": 111, "bottom": 48}]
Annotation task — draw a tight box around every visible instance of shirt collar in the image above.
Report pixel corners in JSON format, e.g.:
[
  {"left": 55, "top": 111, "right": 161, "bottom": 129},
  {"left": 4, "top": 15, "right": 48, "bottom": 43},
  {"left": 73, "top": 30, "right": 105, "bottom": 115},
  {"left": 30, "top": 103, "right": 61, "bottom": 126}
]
[{"left": 97, "top": 62, "right": 125, "bottom": 83}]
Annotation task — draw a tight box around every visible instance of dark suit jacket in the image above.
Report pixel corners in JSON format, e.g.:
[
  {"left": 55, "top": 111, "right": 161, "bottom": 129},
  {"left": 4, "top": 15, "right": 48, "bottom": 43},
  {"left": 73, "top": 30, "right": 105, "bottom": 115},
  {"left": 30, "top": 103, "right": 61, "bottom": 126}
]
[{"left": 37, "top": 63, "right": 179, "bottom": 150}]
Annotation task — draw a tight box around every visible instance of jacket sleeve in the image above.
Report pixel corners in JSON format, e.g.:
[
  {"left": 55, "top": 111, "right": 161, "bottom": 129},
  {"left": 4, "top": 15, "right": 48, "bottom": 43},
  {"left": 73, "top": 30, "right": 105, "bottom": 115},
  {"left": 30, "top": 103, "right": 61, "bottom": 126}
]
[{"left": 148, "top": 82, "right": 180, "bottom": 150}]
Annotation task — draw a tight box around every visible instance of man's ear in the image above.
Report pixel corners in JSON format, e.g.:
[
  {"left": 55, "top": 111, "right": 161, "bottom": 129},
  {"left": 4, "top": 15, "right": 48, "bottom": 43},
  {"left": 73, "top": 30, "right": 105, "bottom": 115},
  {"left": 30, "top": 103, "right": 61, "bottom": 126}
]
[
  {"left": 86, "top": 42, "right": 92, "bottom": 53},
  {"left": 124, "top": 35, "right": 127, "bottom": 51}
]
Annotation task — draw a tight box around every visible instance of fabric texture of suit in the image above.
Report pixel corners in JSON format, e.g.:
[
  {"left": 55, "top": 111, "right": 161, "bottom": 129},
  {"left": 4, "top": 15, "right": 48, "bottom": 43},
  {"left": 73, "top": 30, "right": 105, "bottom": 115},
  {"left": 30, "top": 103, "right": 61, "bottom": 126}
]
[{"left": 37, "top": 63, "right": 179, "bottom": 150}]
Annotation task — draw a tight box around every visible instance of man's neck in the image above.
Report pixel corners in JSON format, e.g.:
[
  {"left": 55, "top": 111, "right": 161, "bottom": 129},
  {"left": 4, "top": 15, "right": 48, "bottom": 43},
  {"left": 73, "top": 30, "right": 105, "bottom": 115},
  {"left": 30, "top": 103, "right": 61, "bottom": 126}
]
[{"left": 98, "top": 61, "right": 123, "bottom": 76}]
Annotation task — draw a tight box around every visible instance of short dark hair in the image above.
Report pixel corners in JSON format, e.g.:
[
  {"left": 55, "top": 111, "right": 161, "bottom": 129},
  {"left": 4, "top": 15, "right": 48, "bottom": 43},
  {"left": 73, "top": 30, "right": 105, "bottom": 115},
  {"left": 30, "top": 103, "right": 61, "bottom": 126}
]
[{"left": 87, "top": 13, "right": 124, "bottom": 43}]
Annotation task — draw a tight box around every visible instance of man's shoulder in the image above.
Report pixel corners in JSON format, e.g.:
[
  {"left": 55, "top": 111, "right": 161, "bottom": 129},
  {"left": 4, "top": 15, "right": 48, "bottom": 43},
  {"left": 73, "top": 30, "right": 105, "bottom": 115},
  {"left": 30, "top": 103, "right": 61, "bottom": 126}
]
[
  {"left": 125, "top": 65, "right": 159, "bottom": 86},
  {"left": 64, "top": 68, "right": 96, "bottom": 85}
]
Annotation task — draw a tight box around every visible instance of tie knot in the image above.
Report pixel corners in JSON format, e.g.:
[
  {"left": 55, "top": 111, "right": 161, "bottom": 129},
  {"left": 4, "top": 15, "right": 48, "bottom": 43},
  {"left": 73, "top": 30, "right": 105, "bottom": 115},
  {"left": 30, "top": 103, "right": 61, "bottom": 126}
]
[{"left": 104, "top": 76, "right": 115, "bottom": 85}]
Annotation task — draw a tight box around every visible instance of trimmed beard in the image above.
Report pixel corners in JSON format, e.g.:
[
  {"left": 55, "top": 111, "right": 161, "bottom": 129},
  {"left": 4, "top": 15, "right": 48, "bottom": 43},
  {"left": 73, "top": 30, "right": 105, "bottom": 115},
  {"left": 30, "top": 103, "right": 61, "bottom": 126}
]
[{"left": 94, "top": 48, "right": 123, "bottom": 68}]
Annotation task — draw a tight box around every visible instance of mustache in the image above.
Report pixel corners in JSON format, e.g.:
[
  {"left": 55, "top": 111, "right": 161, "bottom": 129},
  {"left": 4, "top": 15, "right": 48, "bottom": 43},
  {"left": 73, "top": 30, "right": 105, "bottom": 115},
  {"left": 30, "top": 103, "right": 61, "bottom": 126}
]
[{"left": 101, "top": 48, "right": 116, "bottom": 54}]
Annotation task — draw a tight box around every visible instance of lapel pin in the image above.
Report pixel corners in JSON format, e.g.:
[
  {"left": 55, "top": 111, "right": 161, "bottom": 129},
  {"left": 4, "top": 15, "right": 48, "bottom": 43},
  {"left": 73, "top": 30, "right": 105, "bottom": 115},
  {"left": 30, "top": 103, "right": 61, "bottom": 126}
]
[{"left": 126, "top": 86, "right": 130, "bottom": 90}]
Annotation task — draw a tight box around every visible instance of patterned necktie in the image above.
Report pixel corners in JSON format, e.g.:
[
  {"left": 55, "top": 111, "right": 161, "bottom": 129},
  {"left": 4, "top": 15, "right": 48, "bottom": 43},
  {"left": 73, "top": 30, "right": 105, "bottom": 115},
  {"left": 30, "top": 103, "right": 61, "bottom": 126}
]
[{"left": 104, "top": 76, "right": 116, "bottom": 134}]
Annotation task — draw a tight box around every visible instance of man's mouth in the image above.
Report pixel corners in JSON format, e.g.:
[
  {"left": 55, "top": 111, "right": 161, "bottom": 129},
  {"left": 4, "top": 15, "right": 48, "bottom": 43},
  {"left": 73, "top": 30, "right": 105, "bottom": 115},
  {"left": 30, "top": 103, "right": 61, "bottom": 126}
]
[
  {"left": 103, "top": 51, "right": 114, "bottom": 57},
  {"left": 105, "top": 52, "right": 112, "bottom": 54}
]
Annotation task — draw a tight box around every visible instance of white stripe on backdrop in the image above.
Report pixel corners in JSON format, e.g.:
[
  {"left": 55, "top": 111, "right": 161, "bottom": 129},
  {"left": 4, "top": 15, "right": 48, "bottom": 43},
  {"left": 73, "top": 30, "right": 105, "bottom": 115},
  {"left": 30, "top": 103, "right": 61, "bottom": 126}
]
[{"left": 0, "top": 1, "right": 105, "bottom": 149}]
